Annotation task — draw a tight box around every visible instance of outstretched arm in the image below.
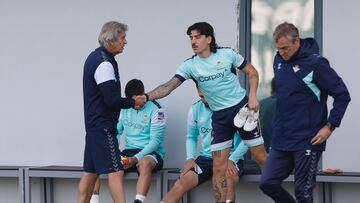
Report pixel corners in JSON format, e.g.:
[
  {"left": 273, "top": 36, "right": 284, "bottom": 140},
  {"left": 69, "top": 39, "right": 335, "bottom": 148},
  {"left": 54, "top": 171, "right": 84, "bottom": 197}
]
[{"left": 146, "top": 76, "right": 183, "bottom": 101}]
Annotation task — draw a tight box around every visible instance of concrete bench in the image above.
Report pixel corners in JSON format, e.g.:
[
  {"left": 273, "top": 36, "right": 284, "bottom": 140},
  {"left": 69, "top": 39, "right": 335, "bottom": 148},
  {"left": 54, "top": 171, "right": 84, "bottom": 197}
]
[
  {"left": 2, "top": 165, "right": 360, "bottom": 203},
  {"left": 0, "top": 166, "right": 26, "bottom": 203},
  {"left": 161, "top": 161, "right": 360, "bottom": 203},
  {"left": 23, "top": 166, "right": 177, "bottom": 203}
]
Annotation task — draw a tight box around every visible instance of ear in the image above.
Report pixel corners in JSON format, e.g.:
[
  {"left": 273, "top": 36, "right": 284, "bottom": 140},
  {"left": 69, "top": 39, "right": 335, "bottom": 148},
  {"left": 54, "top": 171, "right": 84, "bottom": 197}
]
[
  {"left": 294, "top": 37, "right": 300, "bottom": 45},
  {"left": 206, "top": 36, "right": 212, "bottom": 44}
]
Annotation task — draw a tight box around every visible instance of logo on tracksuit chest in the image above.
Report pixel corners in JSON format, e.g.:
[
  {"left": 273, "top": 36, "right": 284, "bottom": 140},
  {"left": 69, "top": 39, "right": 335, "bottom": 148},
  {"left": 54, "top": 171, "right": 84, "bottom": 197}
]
[{"left": 293, "top": 64, "right": 300, "bottom": 72}]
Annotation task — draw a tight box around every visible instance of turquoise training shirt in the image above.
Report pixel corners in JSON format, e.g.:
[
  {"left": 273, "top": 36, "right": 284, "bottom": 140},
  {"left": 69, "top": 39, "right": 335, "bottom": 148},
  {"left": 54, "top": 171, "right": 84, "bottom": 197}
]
[
  {"left": 117, "top": 100, "right": 166, "bottom": 160},
  {"left": 176, "top": 48, "right": 247, "bottom": 111},
  {"left": 186, "top": 101, "right": 248, "bottom": 163}
]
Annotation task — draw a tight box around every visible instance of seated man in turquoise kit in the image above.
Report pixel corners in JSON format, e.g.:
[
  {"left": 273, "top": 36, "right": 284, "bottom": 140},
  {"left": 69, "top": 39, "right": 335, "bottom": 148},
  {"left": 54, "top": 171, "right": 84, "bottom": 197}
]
[
  {"left": 91, "top": 79, "right": 166, "bottom": 203},
  {"left": 161, "top": 86, "right": 248, "bottom": 203}
]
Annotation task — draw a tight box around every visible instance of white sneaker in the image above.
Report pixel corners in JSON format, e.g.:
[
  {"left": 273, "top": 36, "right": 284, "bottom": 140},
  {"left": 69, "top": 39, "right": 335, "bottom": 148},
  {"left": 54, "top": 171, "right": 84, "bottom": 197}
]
[
  {"left": 90, "top": 194, "right": 99, "bottom": 203},
  {"left": 243, "top": 110, "right": 259, "bottom": 131},
  {"left": 234, "top": 106, "right": 249, "bottom": 128}
]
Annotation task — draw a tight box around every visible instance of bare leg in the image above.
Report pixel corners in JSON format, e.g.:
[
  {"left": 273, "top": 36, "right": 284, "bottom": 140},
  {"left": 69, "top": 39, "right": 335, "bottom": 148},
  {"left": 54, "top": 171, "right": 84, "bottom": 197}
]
[
  {"left": 93, "top": 178, "right": 101, "bottom": 194},
  {"left": 212, "top": 148, "right": 231, "bottom": 202},
  {"left": 136, "top": 156, "right": 157, "bottom": 196},
  {"left": 89, "top": 178, "right": 101, "bottom": 203},
  {"left": 77, "top": 172, "right": 98, "bottom": 203},
  {"left": 249, "top": 144, "right": 268, "bottom": 169},
  {"left": 108, "top": 171, "right": 126, "bottom": 203},
  {"left": 225, "top": 172, "right": 239, "bottom": 201},
  {"left": 162, "top": 171, "right": 198, "bottom": 203}
]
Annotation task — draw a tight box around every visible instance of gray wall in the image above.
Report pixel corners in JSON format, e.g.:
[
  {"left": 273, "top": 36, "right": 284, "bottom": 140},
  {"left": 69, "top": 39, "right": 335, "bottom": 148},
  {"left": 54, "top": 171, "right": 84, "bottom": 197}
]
[
  {"left": 1, "top": 0, "right": 360, "bottom": 203},
  {"left": 322, "top": 0, "right": 360, "bottom": 172},
  {"left": 0, "top": 0, "right": 239, "bottom": 168},
  {"left": 0, "top": 0, "right": 239, "bottom": 202}
]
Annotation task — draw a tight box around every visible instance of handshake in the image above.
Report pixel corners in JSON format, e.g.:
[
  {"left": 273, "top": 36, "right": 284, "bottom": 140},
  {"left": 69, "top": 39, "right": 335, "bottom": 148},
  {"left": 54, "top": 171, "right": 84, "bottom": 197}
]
[{"left": 133, "top": 94, "right": 147, "bottom": 109}]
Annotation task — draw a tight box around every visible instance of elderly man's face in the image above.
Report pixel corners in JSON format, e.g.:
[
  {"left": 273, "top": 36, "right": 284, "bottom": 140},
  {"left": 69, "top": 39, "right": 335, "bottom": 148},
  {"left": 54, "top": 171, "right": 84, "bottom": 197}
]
[{"left": 275, "top": 36, "right": 300, "bottom": 61}]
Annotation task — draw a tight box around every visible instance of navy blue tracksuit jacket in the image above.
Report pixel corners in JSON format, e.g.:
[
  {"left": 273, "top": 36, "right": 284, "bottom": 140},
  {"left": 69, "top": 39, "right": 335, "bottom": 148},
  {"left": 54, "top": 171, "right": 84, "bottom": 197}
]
[{"left": 272, "top": 38, "right": 351, "bottom": 151}]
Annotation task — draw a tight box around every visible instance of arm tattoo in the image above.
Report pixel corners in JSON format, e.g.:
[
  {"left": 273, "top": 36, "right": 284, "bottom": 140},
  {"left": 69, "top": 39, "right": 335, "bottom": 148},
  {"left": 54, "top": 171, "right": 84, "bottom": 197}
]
[{"left": 147, "top": 77, "right": 182, "bottom": 100}]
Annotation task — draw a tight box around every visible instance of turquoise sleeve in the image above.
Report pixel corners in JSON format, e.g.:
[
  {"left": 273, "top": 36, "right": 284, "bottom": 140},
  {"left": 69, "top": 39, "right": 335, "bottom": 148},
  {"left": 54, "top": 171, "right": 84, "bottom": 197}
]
[
  {"left": 175, "top": 60, "right": 191, "bottom": 80},
  {"left": 186, "top": 107, "right": 199, "bottom": 160},
  {"left": 134, "top": 109, "right": 166, "bottom": 160},
  {"left": 116, "top": 113, "right": 124, "bottom": 145},
  {"left": 229, "top": 133, "right": 249, "bottom": 163}
]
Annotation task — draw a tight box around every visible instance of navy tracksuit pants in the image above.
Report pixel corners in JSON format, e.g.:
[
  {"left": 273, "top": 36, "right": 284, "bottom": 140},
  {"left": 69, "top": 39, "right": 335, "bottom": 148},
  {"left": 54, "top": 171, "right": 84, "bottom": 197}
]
[{"left": 260, "top": 149, "right": 322, "bottom": 203}]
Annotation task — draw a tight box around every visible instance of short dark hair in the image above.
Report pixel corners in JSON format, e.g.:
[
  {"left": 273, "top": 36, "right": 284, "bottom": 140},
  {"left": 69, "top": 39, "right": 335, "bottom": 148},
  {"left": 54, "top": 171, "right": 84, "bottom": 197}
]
[
  {"left": 125, "top": 79, "right": 144, "bottom": 98},
  {"left": 187, "top": 22, "right": 218, "bottom": 53}
]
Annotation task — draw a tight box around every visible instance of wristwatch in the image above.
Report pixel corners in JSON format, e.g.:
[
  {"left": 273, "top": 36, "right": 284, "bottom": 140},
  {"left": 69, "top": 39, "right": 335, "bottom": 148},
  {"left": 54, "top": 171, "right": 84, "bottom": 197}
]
[{"left": 326, "top": 122, "right": 336, "bottom": 132}]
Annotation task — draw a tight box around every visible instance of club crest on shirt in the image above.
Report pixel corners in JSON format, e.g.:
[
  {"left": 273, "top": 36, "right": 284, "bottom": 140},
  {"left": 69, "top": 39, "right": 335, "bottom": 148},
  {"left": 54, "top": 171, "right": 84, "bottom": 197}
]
[
  {"left": 293, "top": 64, "right": 300, "bottom": 72},
  {"left": 157, "top": 112, "right": 165, "bottom": 121},
  {"left": 277, "top": 63, "right": 282, "bottom": 70},
  {"left": 143, "top": 114, "right": 148, "bottom": 121}
]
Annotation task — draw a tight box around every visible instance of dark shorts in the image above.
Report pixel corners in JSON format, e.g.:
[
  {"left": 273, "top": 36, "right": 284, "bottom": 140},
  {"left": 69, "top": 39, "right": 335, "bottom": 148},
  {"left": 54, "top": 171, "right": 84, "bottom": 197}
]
[
  {"left": 211, "top": 97, "right": 264, "bottom": 151},
  {"left": 83, "top": 128, "right": 123, "bottom": 174},
  {"left": 121, "top": 149, "right": 164, "bottom": 173},
  {"left": 194, "top": 156, "right": 213, "bottom": 185},
  {"left": 193, "top": 156, "right": 245, "bottom": 185}
]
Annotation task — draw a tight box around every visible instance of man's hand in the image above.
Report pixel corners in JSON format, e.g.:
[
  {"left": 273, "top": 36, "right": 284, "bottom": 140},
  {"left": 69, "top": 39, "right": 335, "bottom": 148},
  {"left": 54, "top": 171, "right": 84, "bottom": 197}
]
[
  {"left": 311, "top": 125, "right": 332, "bottom": 145},
  {"left": 247, "top": 95, "right": 259, "bottom": 112},
  {"left": 124, "top": 156, "right": 138, "bottom": 169},
  {"left": 226, "top": 159, "right": 238, "bottom": 177},
  {"left": 180, "top": 159, "right": 197, "bottom": 177},
  {"left": 133, "top": 95, "right": 146, "bottom": 109}
]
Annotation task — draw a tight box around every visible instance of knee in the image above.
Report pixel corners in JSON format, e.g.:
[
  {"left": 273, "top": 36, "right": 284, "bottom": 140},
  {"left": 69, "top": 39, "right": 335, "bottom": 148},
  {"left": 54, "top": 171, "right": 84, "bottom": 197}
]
[
  {"left": 108, "top": 171, "right": 124, "bottom": 180},
  {"left": 172, "top": 179, "right": 187, "bottom": 192},
  {"left": 252, "top": 151, "right": 268, "bottom": 167},
  {"left": 213, "top": 158, "right": 227, "bottom": 174},
  {"left": 138, "top": 159, "right": 153, "bottom": 174},
  {"left": 259, "top": 179, "right": 280, "bottom": 194},
  {"left": 226, "top": 176, "right": 238, "bottom": 188}
]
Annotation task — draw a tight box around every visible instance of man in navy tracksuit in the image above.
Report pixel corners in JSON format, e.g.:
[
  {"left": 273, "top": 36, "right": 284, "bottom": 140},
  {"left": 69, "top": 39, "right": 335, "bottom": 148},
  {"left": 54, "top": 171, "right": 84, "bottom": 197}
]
[
  {"left": 260, "top": 22, "right": 351, "bottom": 203},
  {"left": 78, "top": 21, "right": 146, "bottom": 203}
]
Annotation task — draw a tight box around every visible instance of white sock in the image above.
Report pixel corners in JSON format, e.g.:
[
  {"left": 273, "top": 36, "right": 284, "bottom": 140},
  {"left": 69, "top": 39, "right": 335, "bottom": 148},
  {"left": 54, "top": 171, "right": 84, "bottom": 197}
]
[
  {"left": 90, "top": 194, "right": 99, "bottom": 203},
  {"left": 135, "top": 194, "right": 146, "bottom": 202}
]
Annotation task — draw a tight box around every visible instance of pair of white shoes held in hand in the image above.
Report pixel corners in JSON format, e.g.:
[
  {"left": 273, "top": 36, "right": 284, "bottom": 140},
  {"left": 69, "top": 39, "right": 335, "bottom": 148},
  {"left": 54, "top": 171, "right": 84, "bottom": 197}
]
[{"left": 233, "top": 105, "right": 259, "bottom": 131}]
